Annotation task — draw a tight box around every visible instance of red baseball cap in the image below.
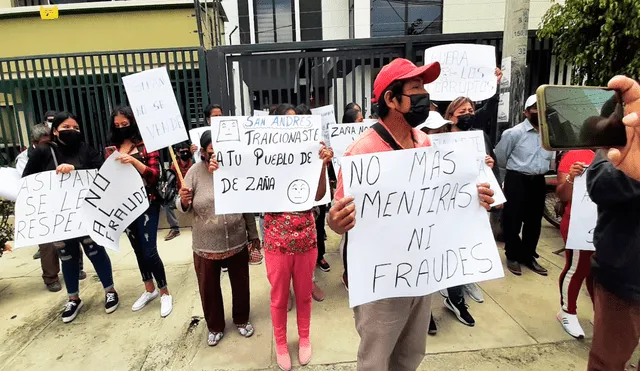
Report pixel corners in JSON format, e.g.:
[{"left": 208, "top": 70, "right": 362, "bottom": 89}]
[{"left": 371, "top": 58, "right": 441, "bottom": 103}]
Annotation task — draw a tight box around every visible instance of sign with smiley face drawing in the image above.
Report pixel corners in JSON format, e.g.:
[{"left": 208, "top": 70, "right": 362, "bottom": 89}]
[{"left": 210, "top": 115, "right": 323, "bottom": 214}]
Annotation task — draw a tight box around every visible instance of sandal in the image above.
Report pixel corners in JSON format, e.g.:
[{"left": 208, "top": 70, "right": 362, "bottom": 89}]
[
  {"left": 236, "top": 322, "right": 255, "bottom": 338},
  {"left": 207, "top": 332, "right": 223, "bottom": 346}
]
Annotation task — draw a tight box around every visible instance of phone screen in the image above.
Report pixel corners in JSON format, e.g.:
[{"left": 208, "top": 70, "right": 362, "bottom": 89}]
[{"left": 540, "top": 86, "right": 626, "bottom": 150}]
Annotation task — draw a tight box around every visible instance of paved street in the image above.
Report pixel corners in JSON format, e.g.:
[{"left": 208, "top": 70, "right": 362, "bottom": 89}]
[{"left": 0, "top": 220, "right": 600, "bottom": 370}]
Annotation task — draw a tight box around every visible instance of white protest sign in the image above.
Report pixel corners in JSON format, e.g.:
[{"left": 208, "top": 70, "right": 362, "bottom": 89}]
[
  {"left": 81, "top": 152, "right": 149, "bottom": 252},
  {"left": 500, "top": 57, "right": 512, "bottom": 89},
  {"left": 343, "top": 146, "right": 504, "bottom": 308},
  {"left": 189, "top": 126, "right": 211, "bottom": 164},
  {"left": 498, "top": 92, "right": 510, "bottom": 123},
  {"left": 329, "top": 122, "right": 375, "bottom": 169},
  {"left": 565, "top": 175, "right": 596, "bottom": 251},
  {"left": 429, "top": 131, "right": 506, "bottom": 206},
  {"left": 424, "top": 44, "right": 497, "bottom": 101},
  {"left": 122, "top": 67, "right": 188, "bottom": 152},
  {"left": 0, "top": 167, "right": 21, "bottom": 202},
  {"left": 253, "top": 110, "right": 268, "bottom": 116},
  {"left": 310, "top": 105, "right": 336, "bottom": 146},
  {"left": 14, "top": 170, "right": 97, "bottom": 248},
  {"left": 211, "top": 115, "right": 323, "bottom": 214}
]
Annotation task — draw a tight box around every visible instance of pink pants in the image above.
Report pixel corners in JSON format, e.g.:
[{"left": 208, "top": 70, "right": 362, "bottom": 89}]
[{"left": 265, "top": 248, "right": 316, "bottom": 348}]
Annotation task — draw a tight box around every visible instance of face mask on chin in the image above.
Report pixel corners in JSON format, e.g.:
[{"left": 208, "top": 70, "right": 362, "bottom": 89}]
[{"left": 398, "top": 93, "right": 431, "bottom": 128}]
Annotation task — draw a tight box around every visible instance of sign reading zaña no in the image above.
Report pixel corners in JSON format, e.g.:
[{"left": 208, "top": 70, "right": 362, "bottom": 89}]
[
  {"left": 211, "top": 115, "right": 323, "bottom": 214},
  {"left": 342, "top": 146, "right": 504, "bottom": 308}
]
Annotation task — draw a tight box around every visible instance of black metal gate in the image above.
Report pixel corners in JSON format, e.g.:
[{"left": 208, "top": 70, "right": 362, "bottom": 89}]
[{"left": 206, "top": 31, "right": 554, "bottom": 126}]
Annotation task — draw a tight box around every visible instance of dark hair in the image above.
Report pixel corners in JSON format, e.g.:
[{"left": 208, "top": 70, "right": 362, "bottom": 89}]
[
  {"left": 51, "top": 111, "right": 78, "bottom": 131},
  {"left": 295, "top": 103, "right": 312, "bottom": 115},
  {"left": 345, "top": 102, "right": 361, "bottom": 112},
  {"left": 268, "top": 104, "right": 279, "bottom": 115},
  {"left": 376, "top": 80, "right": 405, "bottom": 119},
  {"left": 173, "top": 140, "right": 191, "bottom": 151},
  {"left": 342, "top": 108, "right": 361, "bottom": 123},
  {"left": 200, "top": 130, "right": 212, "bottom": 150},
  {"left": 108, "top": 106, "right": 142, "bottom": 145},
  {"left": 43, "top": 110, "right": 57, "bottom": 122},
  {"left": 273, "top": 104, "right": 296, "bottom": 115},
  {"left": 204, "top": 104, "right": 222, "bottom": 117}
]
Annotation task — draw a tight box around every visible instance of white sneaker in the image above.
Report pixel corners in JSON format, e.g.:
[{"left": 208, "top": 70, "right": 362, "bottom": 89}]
[
  {"left": 160, "top": 294, "right": 173, "bottom": 317},
  {"left": 557, "top": 311, "right": 585, "bottom": 339},
  {"left": 464, "top": 283, "right": 485, "bottom": 303},
  {"left": 132, "top": 290, "right": 159, "bottom": 312}
]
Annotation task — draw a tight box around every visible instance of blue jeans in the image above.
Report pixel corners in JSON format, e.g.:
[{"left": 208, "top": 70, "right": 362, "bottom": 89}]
[
  {"left": 125, "top": 204, "right": 168, "bottom": 289},
  {"left": 55, "top": 237, "right": 114, "bottom": 297}
]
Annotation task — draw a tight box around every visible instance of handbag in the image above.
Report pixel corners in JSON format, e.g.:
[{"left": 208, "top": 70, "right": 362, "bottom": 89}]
[{"left": 157, "top": 168, "right": 177, "bottom": 205}]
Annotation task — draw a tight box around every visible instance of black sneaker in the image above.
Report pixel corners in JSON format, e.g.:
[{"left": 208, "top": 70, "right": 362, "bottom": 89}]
[
  {"left": 105, "top": 291, "right": 119, "bottom": 314},
  {"left": 317, "top": 259, "right": 331, "bottom": 272},
  {"left": 428, "top": 315, "right": 438, "bottom": 335},
  {"left": 62, "top": 298, "right": 83, "bottom": 323},
  {"left": 444, "top": 298, "right": 475, "bottom": 327}
]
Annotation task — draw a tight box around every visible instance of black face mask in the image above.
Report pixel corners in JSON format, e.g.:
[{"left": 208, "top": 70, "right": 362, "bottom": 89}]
[
  {"left": 456, "top": 114, "right": 476, "bottom": 131},
  {"left": 179, "top": 151, "right": 191, "bottom": 161},
  {"left": 57, "top": 130, "right": 83, "bottom": 149},
  {"left": 400, "top": 93, "right": 431, "bottom": 128},
  {"left": 113, "top": 126, "right": 134, "bottom": 143},
  {"left": 529, "top": 113, "right": 539, "bottom": 127}
]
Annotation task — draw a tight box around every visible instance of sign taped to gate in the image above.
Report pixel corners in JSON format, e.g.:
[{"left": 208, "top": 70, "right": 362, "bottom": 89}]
[
  {"left": 429, "top": 131, "right": 506, "bottom": 206},
  {"left": 122, "top": 67, "right": 188, "bottom": 152},
  {"left": 343, "top": 146, "right": 504, "bottom": 307},
  {"left": 81, "top": 152, "right": 149, "bottom": 252},
  {"left": 211, "top": 115, "right": 323, "bottom": 214},
  {"left": 565, "top": 175, "right": 596, "bottom": 251},
  {"left": 424, "top": 44, "right": 497, "bottom": 101},
  {"left": 14, "top": 170, "right": 97, "bottom": 248}
]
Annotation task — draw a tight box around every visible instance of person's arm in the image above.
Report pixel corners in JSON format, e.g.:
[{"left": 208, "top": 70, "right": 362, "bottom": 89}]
[
  {"left": 493, "top": 128, "right": 517, "bottom": 180},
  {"left": 141, "top": 149, "right": 161, "bottom": 186},
  {"left": 22, "top": 146, "right": 47, "bottom": 177},
  {"left": 177, "top": 165, "right": 195, "bottom": 213},
  {"left": 475, "top": 93, "right": 499, "bottom": 132},
  {"left": 586, "top": 150, "right": 640, "bottom": 206},
  {"left": 87, "top": 145, "right": 105, "bottom": 170},
  {"left": 315, "top": 164, "right": 328, "bottom": 202},
  {"left": 243, "top": 213, "right": 259, "bottom": 241}
]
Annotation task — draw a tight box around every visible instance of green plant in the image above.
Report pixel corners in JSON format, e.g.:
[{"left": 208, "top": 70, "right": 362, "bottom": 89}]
[
  {"left": 0, "top": 200, "right": 14, "bottom": 256},
  {"left": 538, "top": 0, "right": 640, "bottom": 85}
]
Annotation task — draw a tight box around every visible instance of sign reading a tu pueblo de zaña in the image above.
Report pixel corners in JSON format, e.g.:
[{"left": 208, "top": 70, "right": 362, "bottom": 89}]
[
  {"left": 342, "top": 145, "right": 504, "bottom": 308},
  {"left": 211, "top": 115, "right": 323, "bottom": 214}
]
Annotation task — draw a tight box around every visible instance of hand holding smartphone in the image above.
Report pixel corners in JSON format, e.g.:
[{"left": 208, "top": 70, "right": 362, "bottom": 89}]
[{"left": 537, "top": 85, "right": 627, "bottom": 151}]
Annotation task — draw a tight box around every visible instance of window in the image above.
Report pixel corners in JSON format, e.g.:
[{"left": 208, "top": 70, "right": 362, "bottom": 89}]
[
  {"left": 254, "top": 0, "right": 295, "bottom": 44},
  {"left": 371, "top": 0, "right": 443, "bottom": 38}
]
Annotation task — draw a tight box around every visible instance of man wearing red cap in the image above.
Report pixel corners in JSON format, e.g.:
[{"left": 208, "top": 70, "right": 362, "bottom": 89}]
[{"left": 328, "top": 58, "right": 495, "bottom": 371}]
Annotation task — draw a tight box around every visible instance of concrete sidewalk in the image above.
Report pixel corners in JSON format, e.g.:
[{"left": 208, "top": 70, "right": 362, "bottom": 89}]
[{"left": 0, "top": 222, "right": 597, "bottom": 370}]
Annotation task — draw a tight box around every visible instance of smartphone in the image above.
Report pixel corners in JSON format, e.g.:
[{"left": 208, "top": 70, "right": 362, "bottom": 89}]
[
  {"left": 105, "top": 146, "right": 117, "bottom": 158},
  {"left": 537, "top": 85, "right": 627, "bottom": 151}
]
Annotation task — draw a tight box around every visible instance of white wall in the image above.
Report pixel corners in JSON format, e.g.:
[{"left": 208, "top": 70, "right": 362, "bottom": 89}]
[
  {"left": 353, "top": 0, "right": 371, "bottom": 39},
  {"left": 321, "top": 0, "right": 350, "bottom": 40},
  {"left": 330, "top": 65, "right": 373, "bottom": 120},
  {"left": 443, "top": 0, "right": 562, "bottom": 34}
]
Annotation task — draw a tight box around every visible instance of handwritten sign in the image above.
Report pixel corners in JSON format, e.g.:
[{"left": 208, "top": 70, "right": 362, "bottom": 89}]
[
  {"left": 211, "top": 115, "right": 323, "bottom": 214},
  {"left": 430, "top": 131, "right": 506, "bottom": 206},
  {"left": 565, "top": 175, "right": 596, "bottom": 251},
  {"left": 343, "top": 146, "right": 504, "bottom": 307},
  {"left": 329, "top": 122, "right": 375, "bottom": 169},
  {"left": 0, "top": 167, "right": 21, "bottom": 202},
  {"left": 81, "top": 153, "right": 149, "bottom": 251},
  {"left": 122, "top": 67, "right": 188, "bottom": 152},
  {"left": 424, "top": 44, "right": 497, "bottom": 101},
  {"left": 254, "top": 110, "right": 268, "bottom": 116},
  {"left": 189, "top": 126, "right": 211, "bottom": 164},
  {"left": 310, "top": 105, "right": 336, "bottom": 146},
  {"left": 14, "top": 170, "right": 97, "bottom": 248}
]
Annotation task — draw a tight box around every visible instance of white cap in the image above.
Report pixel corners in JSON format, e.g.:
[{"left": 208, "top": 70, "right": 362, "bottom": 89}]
[
  {"left": 417, "top": 111, "right": 453, "bottom": 130},
  {"left": 525, "top": 95, "right": 537, "bottom": 110}
]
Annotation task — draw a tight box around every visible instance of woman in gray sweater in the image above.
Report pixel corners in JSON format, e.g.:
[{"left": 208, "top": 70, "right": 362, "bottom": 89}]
[{"left": 177, "top": 130, "right": 260, "bottom": 346}]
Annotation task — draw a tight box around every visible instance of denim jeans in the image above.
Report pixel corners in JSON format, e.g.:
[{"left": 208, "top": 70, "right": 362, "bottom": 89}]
[
  {"left": 125, "top": 203, "right": 168, "bottom": 289},
  {"left": 54, "top": 236, "right": 114, "bottom": 297}
]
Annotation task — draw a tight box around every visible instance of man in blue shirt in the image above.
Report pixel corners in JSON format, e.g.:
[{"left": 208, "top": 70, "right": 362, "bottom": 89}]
[{"left": 495, "top": 95, "right": 553, "bottom": 276}]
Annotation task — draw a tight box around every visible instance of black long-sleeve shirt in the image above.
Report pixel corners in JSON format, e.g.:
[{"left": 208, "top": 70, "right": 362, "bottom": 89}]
[
  {"left": 586, "top": 151, "right": 640, "bottom": 302},
  {"left": 22, "top": 140, "right": 104, "bottom": 178}
]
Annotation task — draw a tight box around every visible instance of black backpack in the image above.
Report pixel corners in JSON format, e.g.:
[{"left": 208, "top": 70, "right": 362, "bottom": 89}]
[{"left": 157, "top": 168, "right": 177, "bottom": 205}]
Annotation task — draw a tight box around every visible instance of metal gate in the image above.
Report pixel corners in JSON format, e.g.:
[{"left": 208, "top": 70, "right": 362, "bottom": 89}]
[{"left": 206, "top": 31, "right": 554, "bottom": 131}]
